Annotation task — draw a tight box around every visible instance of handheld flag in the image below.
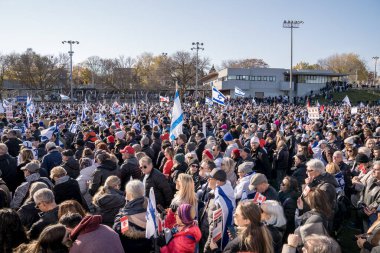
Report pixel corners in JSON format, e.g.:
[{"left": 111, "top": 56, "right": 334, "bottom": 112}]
[
  {"left": 212, "top": 86, "right": 226, "bottom": 106},
  {"left": 145, "top": 187, "right": 157, "bottom": 239},
  {"left": 159, "top": 95, "right": 169, "bottom": 103},
  {"left": 234, "top": 86, "right": 245, "bottom": 97},
  {"left": 60, "top": 94, "right": 70, "bottom": 100},
  {"left": 169, "top": 89, "right": 184, "bottom": 141},
  {"left": 342, "top": 95, "right": 351, "bottom": 107},
  {"left": 40, "top": 125, "right": 57, "bottom": 140},
  {"left": 205, "top": 97, "right": 213, "bottom": 106},
  {"left": 253, "top": 192, "right": 266, "bottom": 204}
]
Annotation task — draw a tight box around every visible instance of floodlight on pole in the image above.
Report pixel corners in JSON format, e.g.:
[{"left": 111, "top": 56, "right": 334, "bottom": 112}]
[
  {"left": 283, "top": 20, "right": 303, "bottom": 91},
  {"left": 191, "top": 42, "right": 204, "bottom": 100},
  {"left": 373, "top": 56, "right": 379, "bottom": 87},
  {"left": 62, "top": 40, "right": 79, "bottom": 102}
]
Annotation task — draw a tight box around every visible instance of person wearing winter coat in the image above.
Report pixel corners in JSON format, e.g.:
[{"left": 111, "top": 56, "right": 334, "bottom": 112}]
[
  {"left": 295, "top": 188, "right": 333, "bottom": 245},
  {"left": 234, "top": 162, "right": 255, "bottom": 202},
  {"left": 113, "top": 180, "right": 151, "bottom": 253},
  {"left": 274, "top": 141, "right": 289, "bottom": 187},
  {"left": 17, "top": 182, "right": 49, "bottom": 230},
  {"left": 0, "top": 143, "right": 18, "bottom": 192},
  {"left": 89, "top": 152, "right": 118, "bottom": 196},
  {"left": 93, "top": 176, "right": 126, "bottom": 227},
  {"left": 40, "top": 142, "right": 63, "bottom": 175},
  {"left": 204, "top": 169, "right": 236, "bottom": 252},
  {"left": 50, "top": 166, "right": 83, "bottom": 205},
  {"left": 119, "top": 146, "right": 141, "bottom": 191},
  {"left": 160, "top": 203, "right": 201, "bottom": 253},
  {"left": 11, "top": 162, "right": 53, "bottom": 209},
  {"left": 61, "top": 149, "right": 80, "bottom": 179},
  {"left": 76, "top": 158, "right": 97, "bottom": 212},
  {"left": 291, "top": 153, "right": 307, "bottom": 191},
  {"left": 70, "top": 215, "right": 124, "bottom": 253},
  {"left": 278, "top": 176, "right": 300, "bottom": 242},
  {"left": 140, "top": 156, "right": 173, "bottom": 209}
]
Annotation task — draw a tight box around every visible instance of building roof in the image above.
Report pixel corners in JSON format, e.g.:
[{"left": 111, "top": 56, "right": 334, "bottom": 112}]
[{"left": 289, "top": 69, "right": 348, "bottom": 77}]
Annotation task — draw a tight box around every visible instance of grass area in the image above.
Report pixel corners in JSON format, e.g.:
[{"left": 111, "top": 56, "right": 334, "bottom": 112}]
[{"left": 318, "top": 89, "right": 380, "bottom": 105}]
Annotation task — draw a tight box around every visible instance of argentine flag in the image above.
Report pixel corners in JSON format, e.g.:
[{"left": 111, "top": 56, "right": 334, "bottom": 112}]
[
  {"left": 145, "top": 187, "right": 158, "bottom": 239},
  {"left": 212, "top": 86, "right": 226, "bottom": 106},
  {"left": 169, "top": 89, "right": 183, "bottom": 141},
  {"left": 234, "top": 86, "right": 245, "bottom": 97}
]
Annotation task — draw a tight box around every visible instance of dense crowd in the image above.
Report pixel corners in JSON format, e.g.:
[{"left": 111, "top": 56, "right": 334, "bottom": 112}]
[{"left": 1, "top": 98, "right": 380, "bottom": 253}]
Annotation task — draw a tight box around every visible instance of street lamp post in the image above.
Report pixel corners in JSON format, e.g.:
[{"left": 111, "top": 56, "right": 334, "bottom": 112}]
[
  {"left": 62, "top": 40, "right": 79, "bottom": 102},
  {"left": 373, "top": 56, "right": 379, "bottom": 87},
  {"left": 283, "top": 20, "right": 303, "bottom": 91},
  {"left": 191, "top": 42, "right": 204, "bottom": 100}
]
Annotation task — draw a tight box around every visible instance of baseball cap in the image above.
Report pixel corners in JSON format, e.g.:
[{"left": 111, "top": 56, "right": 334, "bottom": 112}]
[
  {"left": 209, "top": 168, "right": 227, "bottom": 182},
  {"left": 120, "top": 146, "right": 135, "bottom": 155},
  {"left": 238, "top": 162, "right": 254, "bottom": 174},
  {"left": 249, "top": 173, "right": 268, "bottom": 191},
  {"left": 21, "top": 163, "right": 40, "bottom": 173}
]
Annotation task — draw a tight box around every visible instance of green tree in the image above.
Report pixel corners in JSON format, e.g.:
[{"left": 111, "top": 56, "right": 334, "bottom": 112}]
[{"left": 293, "top": 61, "right": 322, "bottom": 70}]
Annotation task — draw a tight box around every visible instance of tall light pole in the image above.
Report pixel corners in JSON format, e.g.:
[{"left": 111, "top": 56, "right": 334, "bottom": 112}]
[
  {"left": 373, "top": 56, "right": 379, "bottom": 87},
  {"left": 283, "top": 20, "right": 303, "bottom": 91},
  {"left": 191, "top": 42, "right": 204, "bottom": 99},
  {"left": 62, "top": 40, "right": 79, "bottom": 102}
]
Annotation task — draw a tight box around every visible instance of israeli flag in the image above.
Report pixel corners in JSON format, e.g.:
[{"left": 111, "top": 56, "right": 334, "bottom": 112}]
[
  {"left": 40, "top": 125, "right": 57, "bottom": 140},
  {"left": 234, "top": 86, "right": 245, "bottom": 97},
  {"left": 69, "top": 123, "right": 78, "bottom": 134},
  {"left": 212, "top": 86, "right": 226, "bottom": 106},
  {"left": 26, "top": 95, "right": 35, "bottom": 117},
  {"left": 60, "top": 94, "right": 70, "bottom": 100},
  {"left": 205, "top": 97, "right": 213, "bottom": 106},
  {"left": 169, "top": 90, "right": 184, "bottom": 141},
  {"left": 145, "top": 187, "right": 158, "bottom": 239},
  {"left": 132, "top": 103, "right": 138, "bottom": 117},
  {"left": 80, "top": 105, "right": 86, "bottom": 122},
  {"left": 342, "top": 95, "right": 351, "bottom": 107}
]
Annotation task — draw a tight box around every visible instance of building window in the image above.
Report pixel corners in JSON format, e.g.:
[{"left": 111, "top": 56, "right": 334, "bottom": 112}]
[
  {"left": 262, "top": 76, "right": 267, "bottom": 81},
  {"left": 257, "top": 76, "right": 262, "bottom": 81},
  {"left": 250, "top": 76, "right": 256, "bottom": 81},
  {"left": 228, "top": 75, "right": 236, "bottom": 80}
]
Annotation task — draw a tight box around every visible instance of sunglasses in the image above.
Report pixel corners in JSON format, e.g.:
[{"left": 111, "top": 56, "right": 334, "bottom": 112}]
[
  {"left": 140, "top": 165, "right": 148, "bottom": 169},
  {"left": 191, "top": 164, "right": 199, "bottom": 168}
]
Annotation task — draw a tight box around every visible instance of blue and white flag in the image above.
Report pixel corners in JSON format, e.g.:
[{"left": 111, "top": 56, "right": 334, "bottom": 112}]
[
  {"left": 69, "top": 123, "right": 78, "bottom": 134},
  {"left": 169, "top": 90, "right": 184, "bottom": 141},
  {"left": 60, "top": 94, "right": 70, "bottom": 100},
  {"left": 205, "top": 97, "right": 213, "bottom": 106},
  {"left": 215, "top": 184, "right": 236, "bottom": 249},
  {"left": 335, "top": 171, "right": 345, "bottom": 193},
  {"left": 234, "top": 86, "right": 245, "bottom": 97},
  {"left": 40, "top": 125, "right": 57, "bottom": 141},
  {"left": 132, "top": 103, "right": 138, "bottom": 117},
  {"left": 212, "top": 86, "right": 226, "bottom": 106},
  {"left": 342, "top": 95, "right": 351, "bottom": 107},
  {"left": 26, "top": 95, "right": 35, "bottom": 117},
  {"left": 145, "top": 187, "right": 157, "bottom": 239}
]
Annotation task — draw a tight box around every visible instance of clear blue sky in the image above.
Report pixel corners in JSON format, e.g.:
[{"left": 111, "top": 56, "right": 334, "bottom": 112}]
[{"left": 1, "top": 0, "right": 379, "bottom": 70}]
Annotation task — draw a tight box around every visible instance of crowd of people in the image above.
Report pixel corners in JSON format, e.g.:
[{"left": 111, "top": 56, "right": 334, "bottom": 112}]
[{"left": 1, "top": 98, "right": 380, "bottom": 253}]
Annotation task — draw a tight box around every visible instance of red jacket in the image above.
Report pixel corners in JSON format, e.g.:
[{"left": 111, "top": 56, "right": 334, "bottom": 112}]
[{"left": 160, "top": 224, "right": 201, "bottom": 253}]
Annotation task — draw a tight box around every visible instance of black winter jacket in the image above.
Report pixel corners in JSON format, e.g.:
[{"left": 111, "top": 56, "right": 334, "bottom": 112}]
[{"left": 144, "top": 168, "right": 173, "bottom": 209}]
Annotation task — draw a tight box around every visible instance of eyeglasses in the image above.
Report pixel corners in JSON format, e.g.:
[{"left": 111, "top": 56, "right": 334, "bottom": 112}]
[
  {"left": 191, "top": 164, "right": 199, "bottom": 168},
  {"left": 347, "top": 150, "right": 353, "bottom": 152},
  {"left": 140, "top": 165, "right": 148, "bottom": 169}
]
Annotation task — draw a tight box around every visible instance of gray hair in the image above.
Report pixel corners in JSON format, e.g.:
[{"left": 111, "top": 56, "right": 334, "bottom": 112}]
[
  {"left": 333, "top": 151, "right": 343, "bottom": 157},
  {"left": 261, "top": 200, "right": 287, "bottom": 228},
  {"left": 358, "top": 147, "right": 372, "bottom": 158},
  {"left": 33, "top": 188, "right": 55, "bottom": 204},
  {"left": 304, "top": 234, "right": 341, "bottom": 253},
  {"left": 125, "top": 180, "right": 145, "bottom": 200},
  {"left": 373, "top": 161, "right": 380, "bottom": 168},
  {"left": 141, "top": 137, "right": 150, "bottom": 146},
  {"left": 306, "top": 159, "right": 325, "bottom": 174},
  {"left": 27, "top": 182, "right": 49, "bottom": 202}
]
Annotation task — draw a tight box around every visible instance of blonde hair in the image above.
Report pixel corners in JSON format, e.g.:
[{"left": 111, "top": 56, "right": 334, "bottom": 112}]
[
  {"left": 93, "top": 176, "right": 121, "bottom": 205},
  {"left": 221, "top": 157, "right": 235, "bottom": 174},
  {"left": 172, "top": 174, "right": 197, "bottom": 207},
  {"left": 19, "top": 149, "right": 34, "bottom": 163},
  {"left": 50, "top": 166, "right": 67, "bottom": 179},
  {"left": 325, "top": 163, "right": 340, "bottom": 174}
]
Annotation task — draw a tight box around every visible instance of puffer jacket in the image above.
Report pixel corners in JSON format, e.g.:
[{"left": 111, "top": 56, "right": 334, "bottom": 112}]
[
  {"left": 113, "top": 197, "right": 151, "bottom": 253},
  {"left": 160, "top": 223, "right": 202, "bottom": 253},
  {"left": 94, "top": 188, "right": 125, "bottom": 227}
]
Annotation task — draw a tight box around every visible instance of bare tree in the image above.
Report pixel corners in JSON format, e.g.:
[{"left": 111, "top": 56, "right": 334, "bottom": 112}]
[{"left": 221, "top": 58, "right": 269, "bottom": 69}]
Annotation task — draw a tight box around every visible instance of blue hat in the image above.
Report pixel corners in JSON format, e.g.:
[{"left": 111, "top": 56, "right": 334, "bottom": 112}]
[{"left": 223, "top": 132, "right": 233, "bottom": 142}]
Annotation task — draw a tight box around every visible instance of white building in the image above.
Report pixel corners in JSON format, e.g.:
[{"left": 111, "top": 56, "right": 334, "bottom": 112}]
[{"left": 203, "top": 67, "right": 346, "bottom": 98}]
